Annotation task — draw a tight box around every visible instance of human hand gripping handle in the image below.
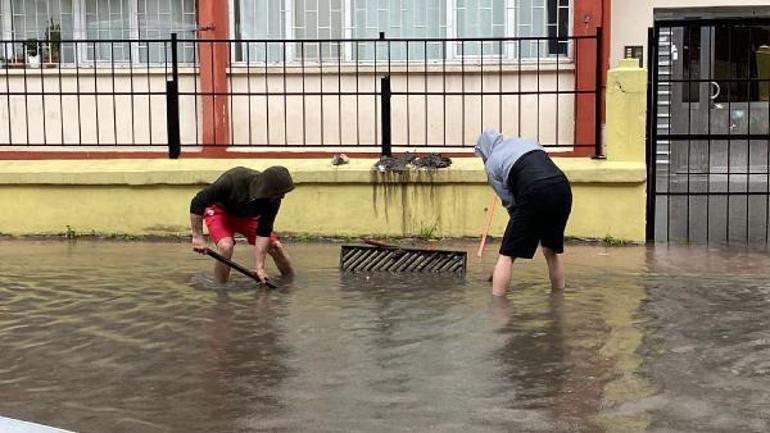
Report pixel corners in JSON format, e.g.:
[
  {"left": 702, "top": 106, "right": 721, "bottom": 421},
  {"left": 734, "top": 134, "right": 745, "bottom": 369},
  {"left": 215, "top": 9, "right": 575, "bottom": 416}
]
[
  {"left": 192, "top": 234, "right": 207, "bottom": 254},
  {"left": 255, "top": 268, "right": 270, "bottom": 285},
  {"left": 190, "top": 213, "right": 207, "bottom": 254}
]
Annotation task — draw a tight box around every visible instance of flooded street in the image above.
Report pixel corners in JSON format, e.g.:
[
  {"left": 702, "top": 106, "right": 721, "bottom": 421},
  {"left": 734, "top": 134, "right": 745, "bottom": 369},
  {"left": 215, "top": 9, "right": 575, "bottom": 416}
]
[{"left": 0, "top": 240, "right": 769, "bottom": 433}]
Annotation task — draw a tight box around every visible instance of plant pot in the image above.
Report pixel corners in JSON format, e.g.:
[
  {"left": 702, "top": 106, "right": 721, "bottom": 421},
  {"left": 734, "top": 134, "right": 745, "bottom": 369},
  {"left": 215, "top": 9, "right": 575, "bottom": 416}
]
[{"left": 26, "top": 54, "right": 40, "bottom": 68}]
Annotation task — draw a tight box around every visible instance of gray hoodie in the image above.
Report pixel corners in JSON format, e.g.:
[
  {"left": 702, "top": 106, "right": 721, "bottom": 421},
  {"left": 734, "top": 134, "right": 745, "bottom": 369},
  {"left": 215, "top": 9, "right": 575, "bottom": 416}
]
[{"left": 475, "top": 130, "right": 543, "bottom": 210}]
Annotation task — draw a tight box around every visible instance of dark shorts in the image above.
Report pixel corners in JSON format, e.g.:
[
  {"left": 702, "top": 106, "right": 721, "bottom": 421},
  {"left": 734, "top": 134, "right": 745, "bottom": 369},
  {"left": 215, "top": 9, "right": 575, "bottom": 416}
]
[{"left": 499, "top": 177, "right": 572, "bottom": 259}]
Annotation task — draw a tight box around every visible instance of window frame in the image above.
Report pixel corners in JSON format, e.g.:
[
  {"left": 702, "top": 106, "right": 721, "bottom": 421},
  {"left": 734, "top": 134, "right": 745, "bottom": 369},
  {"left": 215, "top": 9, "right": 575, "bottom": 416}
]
[
  {"left": 229, "top": 0, "right": 574, "bottom": 65},
  {"left": 0, "top": 0, "right": 196, "bottom": 66}
]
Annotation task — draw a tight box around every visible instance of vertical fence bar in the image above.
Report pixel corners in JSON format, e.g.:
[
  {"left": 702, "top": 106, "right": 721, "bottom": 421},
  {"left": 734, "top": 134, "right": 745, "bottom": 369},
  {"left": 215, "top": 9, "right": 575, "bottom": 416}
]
[
  {"left": 301, "top": 41, "right": 307, "bottom": 146},
  {"left": 424, "top": 40, "right": 428, "bottom": 147},
  {"left": 94, "top": 41, "right": 100, "bottom": 146},
  {"left": 264, "top": 41, "right": 269, "bottom": 146},
  {"left": 594, "top": 26, "right": 603, "bottom": 157},
  {"left": 666, "top": 25, "right": 672, "bottom": 242},
  {"left": 442, "top": 39, "right": 446, "bottom": 147},
  {"left": 406, "top": 40, "right": 410, "bottom": 148},
  {"left": 686, "top": 25, "right": 693, "bottom": 242},
  {"left": 23, "top": 42, "right": 29, "bottom": 145},
  {"left": 707, "top": 25, "right": 713, "bottom": 243},
  {"left": 646, "top": 27, "right": 657, "bottom": 242},
  {"left": 58, "top": 41, "right": 64, "bottom": 145},
  {"left": 354, "top": 41, "right": 359, "bottom": 146},
  {"left": 111, "top": 42, "right": 117, "bottom": 144},
  {"left": 338, "top": 40, "right": 342, "bottom": 146},
  {"left": 40, "top": 40, "right": 47, "bottom": 146},
  {"left": 167, "top": 33, "right": 181, "bottom": 159},
  {"left": 726, "top": 25, "right": 732, "bottom": 243},
  {"left": 500, "top": 39, "right": 504, "bottom": 136},
  {"left": 320, "top": 41, "right": 324, "bottom": 147},
  {"left": 246, "top": 41, "right": 252, "bottom": 146},
  {"left": 148, "top": 41, "right": 154, "bottom": 145},
  {"left": 228, "top": 39, "right": 235, "bottom": 146},
  {"left": 129, "top": 40, "right": 136, "bottom": 145},
  {"left": 283, "top": 42, "right": 288, "bottom": 146},
  {"left": 381, "top": 75, "right": 392, "bottom": 157},
  {"left": 5, "top": 42, "right": 12, "bottom": 145},
  {"left": 746, "top": 26, "right": 753, "bottom": 243},
  {"left": 75, "top": 41, "right": 83, "bottom": 146},
  {"left": 536, "top": 38, "right": 540, "bottom": 142},
  {"left": 192, "top": 38, "right": 199, "bottom": 147}
]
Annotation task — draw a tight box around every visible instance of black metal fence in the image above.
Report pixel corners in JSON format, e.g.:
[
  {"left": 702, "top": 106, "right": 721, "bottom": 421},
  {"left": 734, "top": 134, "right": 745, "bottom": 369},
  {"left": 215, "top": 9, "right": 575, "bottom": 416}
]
[{"left": 0, "top": 31, "right": 602, "bottom": 157}]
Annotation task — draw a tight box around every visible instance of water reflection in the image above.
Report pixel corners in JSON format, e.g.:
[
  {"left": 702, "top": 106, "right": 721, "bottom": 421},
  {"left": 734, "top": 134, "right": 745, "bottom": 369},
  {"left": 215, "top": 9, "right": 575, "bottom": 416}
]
[
  {"left": 194, "top": 290, "right": 293, "bottom": 430},
  {"left": 0, "top": 240, "right": 768, "bottom": 432}
]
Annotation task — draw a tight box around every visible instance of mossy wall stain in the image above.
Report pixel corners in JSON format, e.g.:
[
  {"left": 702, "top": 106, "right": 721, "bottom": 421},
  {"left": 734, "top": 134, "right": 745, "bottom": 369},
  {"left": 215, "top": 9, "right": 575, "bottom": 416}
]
[{"left": 371, "top": 169, "right": 442, "bottom": 236}]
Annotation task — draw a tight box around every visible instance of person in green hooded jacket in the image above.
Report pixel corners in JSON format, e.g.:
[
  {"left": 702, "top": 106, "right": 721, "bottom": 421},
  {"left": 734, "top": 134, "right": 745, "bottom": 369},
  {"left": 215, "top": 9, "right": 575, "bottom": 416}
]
[{"left": 190, "top": 166, "right": 296, "bottom": 284}]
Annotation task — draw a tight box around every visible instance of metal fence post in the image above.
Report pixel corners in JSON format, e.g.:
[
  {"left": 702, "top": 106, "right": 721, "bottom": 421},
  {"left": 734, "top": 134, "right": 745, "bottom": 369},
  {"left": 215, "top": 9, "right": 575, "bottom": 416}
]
[
  {"left": 646, "top": 26, "right": 659, "bottom": 243},
  {"left": 166, "top": 33, "right": 181, "bottom": 159},
  {"left": 594, "top": 26, "right": 603, "bottom": 158},
  {"left": 380, "top": 75, "right": 392, "bottom": 157}
]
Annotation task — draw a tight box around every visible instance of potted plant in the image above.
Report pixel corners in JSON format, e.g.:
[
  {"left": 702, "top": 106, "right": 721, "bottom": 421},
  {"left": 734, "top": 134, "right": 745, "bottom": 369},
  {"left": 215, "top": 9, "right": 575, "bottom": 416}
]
[
  {"left": 25, "top": 39, "right": 40, "bottom": 68},
  {"left": 45, "top": 18, "right": 61, "bottom": 65}
]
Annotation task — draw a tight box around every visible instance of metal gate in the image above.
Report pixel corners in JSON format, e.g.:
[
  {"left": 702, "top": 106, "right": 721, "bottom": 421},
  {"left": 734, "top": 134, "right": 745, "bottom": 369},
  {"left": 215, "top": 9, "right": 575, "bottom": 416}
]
[{"left": 647, "top": 17, "right": 770, "bottom": 245}]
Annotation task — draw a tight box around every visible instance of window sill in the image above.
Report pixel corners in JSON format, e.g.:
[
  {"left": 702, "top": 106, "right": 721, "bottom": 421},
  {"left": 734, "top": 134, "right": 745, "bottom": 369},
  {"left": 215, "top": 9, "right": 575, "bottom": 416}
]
[{"left": 226, "top": 60, "right": 576, "bottom": 75}]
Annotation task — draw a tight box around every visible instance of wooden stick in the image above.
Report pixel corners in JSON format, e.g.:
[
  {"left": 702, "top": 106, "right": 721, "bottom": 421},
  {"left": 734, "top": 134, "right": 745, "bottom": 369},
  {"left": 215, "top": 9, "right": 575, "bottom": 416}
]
[
  {"left": 362, "top": 238, "right": 399, "bottom": 249},
  {"left": 205, "top": 248, "right": 277, "bottom": 289},
  {"left": 477, "top": 193, "right": 498, "bottom": 258}
]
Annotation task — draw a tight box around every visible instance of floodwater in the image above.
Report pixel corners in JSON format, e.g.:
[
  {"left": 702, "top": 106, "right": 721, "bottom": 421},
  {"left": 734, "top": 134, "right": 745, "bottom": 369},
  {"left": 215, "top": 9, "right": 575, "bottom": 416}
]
[{"left": 1, "top": 240, "right": 769, "bottom": 433}]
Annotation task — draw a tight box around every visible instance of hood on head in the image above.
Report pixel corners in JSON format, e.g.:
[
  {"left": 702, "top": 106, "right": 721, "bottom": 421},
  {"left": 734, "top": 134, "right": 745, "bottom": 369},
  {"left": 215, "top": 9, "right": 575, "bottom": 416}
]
[
  {"left": 249, "top": 166, "right": 295, "bottom": 200},
  {"left": 474, "top": 130, "right": 504, "bottom": 163}
]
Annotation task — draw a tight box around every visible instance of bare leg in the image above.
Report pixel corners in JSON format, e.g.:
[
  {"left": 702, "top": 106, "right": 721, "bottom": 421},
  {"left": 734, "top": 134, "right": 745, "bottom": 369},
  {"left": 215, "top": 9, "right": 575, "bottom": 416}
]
[
  {"left": 491, "top": 254, "right": 515, "bottom": 297},
  {"left": 542, "top": 247, "right": 565, "bottom": 291},
  {"left": 214, "top": 237, "right": 235, "bottom": 283},
  {"left": 268, "top": 240, "right": 295, "bottom": 276}
]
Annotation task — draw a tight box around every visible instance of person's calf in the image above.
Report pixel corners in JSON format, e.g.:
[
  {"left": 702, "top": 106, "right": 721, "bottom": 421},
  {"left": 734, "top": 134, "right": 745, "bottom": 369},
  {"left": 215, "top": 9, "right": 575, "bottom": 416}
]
[
  {"left": 268, "top": 241, "right": 295, "bottom": 276},
  {"left": 214, "top": 238, "right": 235, "bottom": 283},
  {"left": 491, "top": 254, "right": 514, "bottom": 296},
  {"left": 542, "top": 247, "right": 565, "bottom": 291}
]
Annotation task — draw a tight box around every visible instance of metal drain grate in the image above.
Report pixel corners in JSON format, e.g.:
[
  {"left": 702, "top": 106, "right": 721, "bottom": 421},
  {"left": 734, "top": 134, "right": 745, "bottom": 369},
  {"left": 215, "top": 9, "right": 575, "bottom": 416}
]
[{"left": 340, "top": 245, "right": 467, "bottom": 273}]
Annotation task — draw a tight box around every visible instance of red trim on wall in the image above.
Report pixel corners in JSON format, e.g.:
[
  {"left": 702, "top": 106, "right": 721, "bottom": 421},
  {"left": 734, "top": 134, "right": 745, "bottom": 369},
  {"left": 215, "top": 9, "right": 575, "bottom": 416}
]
[
  {"left": 198, "top": 0, "right": 230, "bottom": 153},
  {"left": 573, "top": 0, "right": 609, "bottom": 157}
]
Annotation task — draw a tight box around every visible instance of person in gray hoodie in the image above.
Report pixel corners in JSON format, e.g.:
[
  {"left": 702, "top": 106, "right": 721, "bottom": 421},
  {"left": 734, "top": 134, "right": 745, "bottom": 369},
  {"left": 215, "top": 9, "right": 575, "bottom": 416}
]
[
  {"left": 475, "top": 130, "right": 572, "bottom": 296},
  {"left": 190, "top": 166, "right": 296, "bottom": 284}
]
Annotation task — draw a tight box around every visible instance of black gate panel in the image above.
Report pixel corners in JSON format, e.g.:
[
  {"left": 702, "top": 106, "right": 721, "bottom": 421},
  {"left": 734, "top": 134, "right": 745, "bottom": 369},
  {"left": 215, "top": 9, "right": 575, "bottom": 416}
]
[{"left": 648, "top": 17, "right": 770, "bottom": 245}]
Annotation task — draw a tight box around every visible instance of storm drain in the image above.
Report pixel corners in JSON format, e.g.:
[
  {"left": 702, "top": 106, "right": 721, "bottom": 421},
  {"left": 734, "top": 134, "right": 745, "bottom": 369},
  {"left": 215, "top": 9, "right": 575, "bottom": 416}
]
[{"left": 340, "top": 245, "right": 467, "bottom": 273}]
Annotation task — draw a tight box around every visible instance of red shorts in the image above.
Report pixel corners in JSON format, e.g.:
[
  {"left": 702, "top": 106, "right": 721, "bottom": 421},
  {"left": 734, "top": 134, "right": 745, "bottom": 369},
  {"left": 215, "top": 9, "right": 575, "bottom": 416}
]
[{"left": 204, "top": 205, "right": 278, "bottom": 245}]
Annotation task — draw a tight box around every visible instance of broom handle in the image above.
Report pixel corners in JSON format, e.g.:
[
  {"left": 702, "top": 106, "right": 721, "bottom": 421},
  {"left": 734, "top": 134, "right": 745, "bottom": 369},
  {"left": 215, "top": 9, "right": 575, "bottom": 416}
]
[
  {"left": 205, "top": 248, "right": 277, "bottom": 289},
  {"left": 362, "top": 238, "right": 398, "bottom": 249},
  {"left": 477, "top": 193, "right": 498, "bottom": 258}
]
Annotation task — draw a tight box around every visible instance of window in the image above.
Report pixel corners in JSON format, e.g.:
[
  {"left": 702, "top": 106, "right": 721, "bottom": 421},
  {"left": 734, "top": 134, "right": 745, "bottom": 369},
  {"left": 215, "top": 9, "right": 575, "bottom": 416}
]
[
  {"left": 137, "top": 0, "right": 196, "bottom": 62},
  {"left": 234, "top": 0, "right": 571, "bottom": 63},
  {"left": 713, "top": 25, "right": 770, "bottom": 103},
  {"left": 0, "top": 0, "right": 196, "bottom": 64},
  {"left": 1, "top": 0, "right": 76, "bottom": 64},
  {"left": 85, "top": 0, "right": 132, "bottom": 61},
  {"left": 234, "top": 0, "right": 285, "bottom": 63},
  {"left": 294, "top": 0, "right": 345, "bottom": 60},
  {"left": 680, "top": 25, "right": 770, "bottom": 103}
]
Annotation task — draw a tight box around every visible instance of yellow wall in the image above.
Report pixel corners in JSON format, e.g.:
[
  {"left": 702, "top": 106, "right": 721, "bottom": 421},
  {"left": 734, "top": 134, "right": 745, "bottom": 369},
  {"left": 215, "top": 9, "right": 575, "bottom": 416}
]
[{"left": 0, "top": 157, "right": 646, "bottom": 241}]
